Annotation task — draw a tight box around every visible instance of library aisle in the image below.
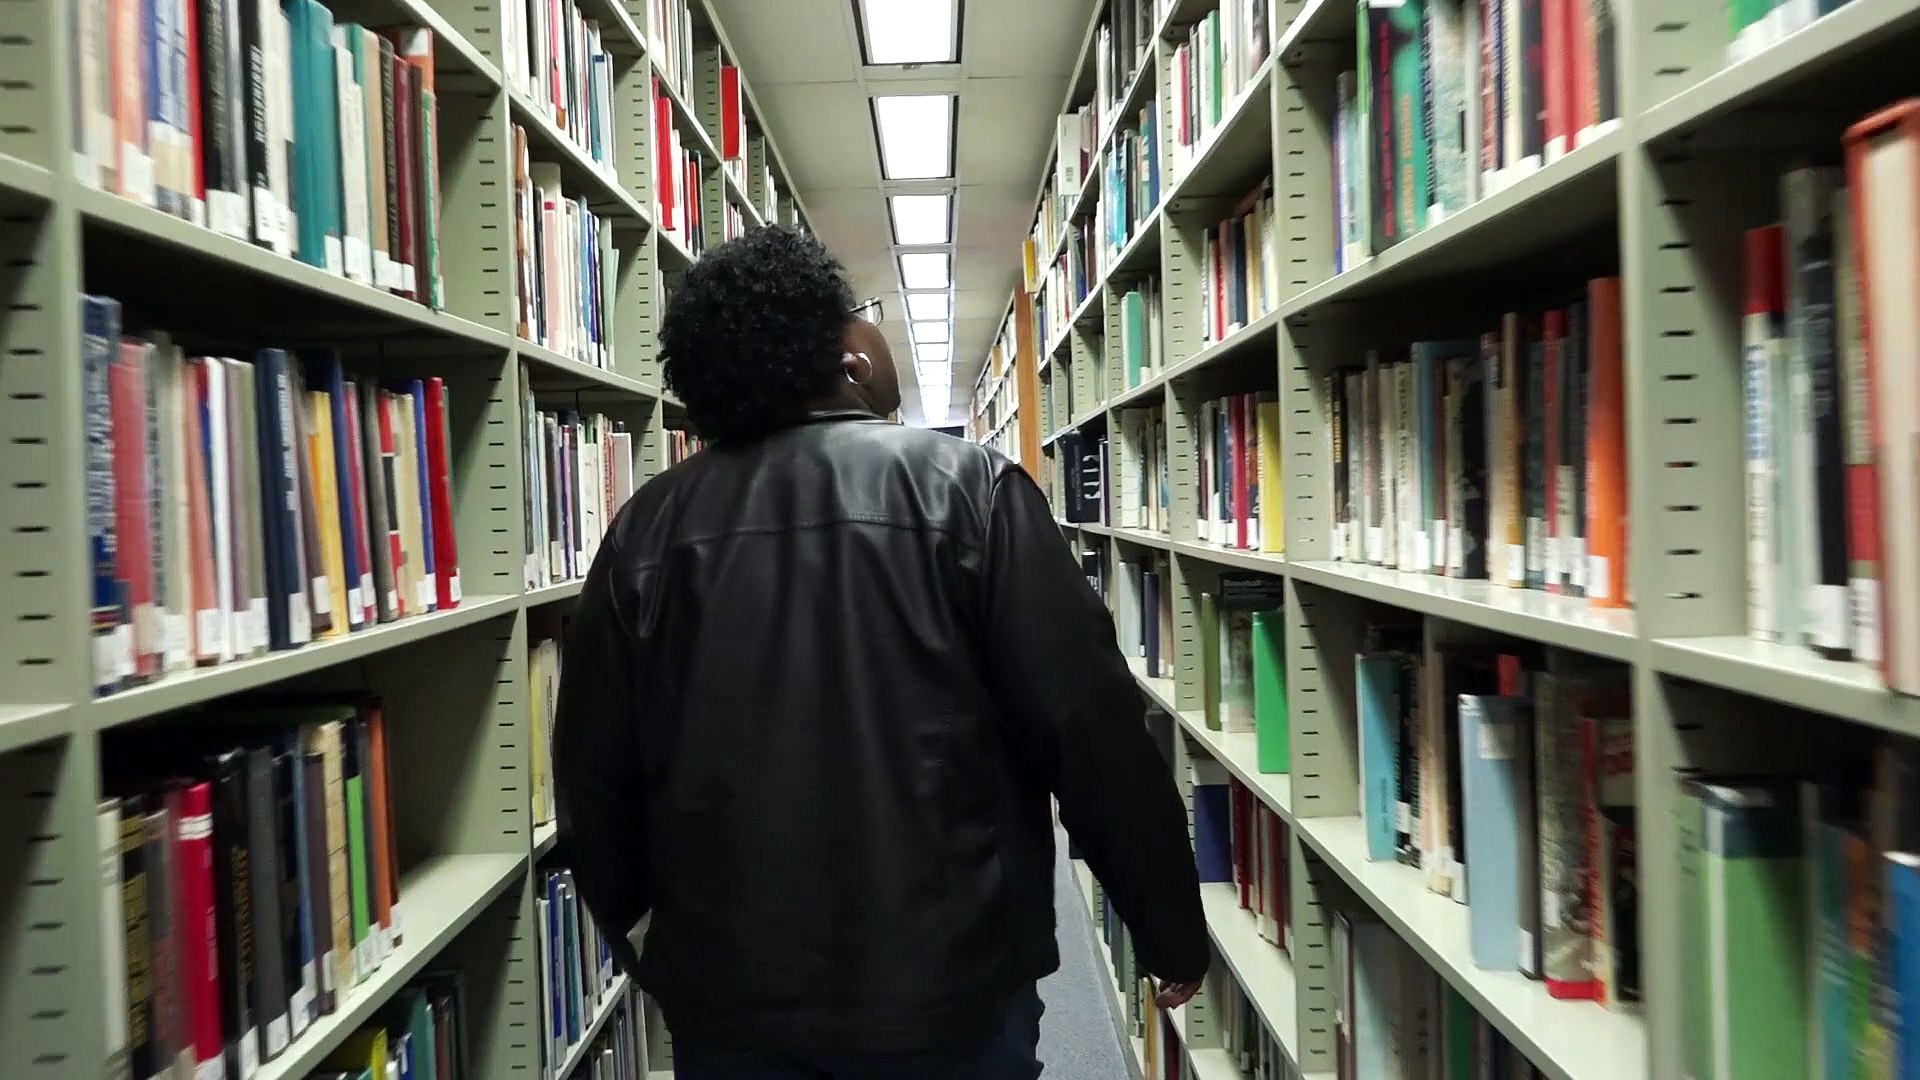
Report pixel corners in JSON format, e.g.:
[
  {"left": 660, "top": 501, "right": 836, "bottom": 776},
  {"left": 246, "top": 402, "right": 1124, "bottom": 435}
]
[{"left": 1041, "top": 828, "right": 1135, "bottom": 1080}]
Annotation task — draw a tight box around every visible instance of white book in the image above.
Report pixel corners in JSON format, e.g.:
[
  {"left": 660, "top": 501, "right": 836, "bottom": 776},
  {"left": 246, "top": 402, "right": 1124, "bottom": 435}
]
[
  {"left": 267, "top": 8, "right": 296, "bottom": 258},
  {"left": 74, "top": 0, "right": 111, "bottom": 187},
  {"left": 153, "top": 336, "right": 193, "bottom": 671},
  {"left": 99, "top": 802, "right": 130, "bottom": 1079},
  {"left": 207, "top": 362, "right": 236, "bottom": 661},
  {"left": 333, "top": 31, "right": 373, "bottom": 285}
]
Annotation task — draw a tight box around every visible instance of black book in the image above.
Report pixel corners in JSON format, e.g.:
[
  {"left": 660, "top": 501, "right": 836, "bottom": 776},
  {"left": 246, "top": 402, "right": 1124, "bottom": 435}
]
[
  {"left": 196, "top": 0, "right": 247, "bottom": 233},
  {"left": 1330, "top": 371, "right": 1350, "bottom": 555},
  {"left": 275, "top": 748, "right": 314, "bottom": 1034},
  {"left": 141, "top": 805, "right": 188, "bottom": 1077},
  {"left": 207, "top": 751, "right": 259, "bottom": 1077},
  {"left": 1448, "top": 353, "right": 1488, "bottom": 580},
  {"left": 244, "top": 746, "right": 290, "bottom": 1059},
  {"left": 236, "top": 0, "right": 274, "bottom": 248},
  {"left": 119, "top": 795, "right": 157, "bottom": 1080},
  {"left": 1519, "top": 0, "right": 1545, "bottom": 162},
  {"left": 1590, "top": 0, "right": 1618, "bottom": 124},
  {"left": 1566, "top": 299, "right": 1588, "bottom": 598},
  {"left": 1788, "top": 166, "right": 1851, "bottom": 658},
  {"left": 1522, "top": 319, "right": 1547, "bottom": 589}
]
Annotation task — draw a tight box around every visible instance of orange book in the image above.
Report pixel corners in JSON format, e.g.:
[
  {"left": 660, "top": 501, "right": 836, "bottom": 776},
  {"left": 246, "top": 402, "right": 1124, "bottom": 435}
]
[
  {"left": 309, "top": 392, "right": 351, "bottom": 636},
  {"left": 110, "top": 0, "right": 149, "bottom": 203},
  {"left": 365, "top": 702, "right": 400, "bottom": 948},
  {"left": 1584, "top": 276, "right": 1627, "bottom": 608}
]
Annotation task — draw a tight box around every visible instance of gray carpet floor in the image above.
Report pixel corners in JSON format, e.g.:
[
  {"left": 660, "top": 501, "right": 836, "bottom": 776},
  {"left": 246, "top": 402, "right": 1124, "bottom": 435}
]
[{"left": 1037, "top": 833, "right": 1132, "bottom": 1080}]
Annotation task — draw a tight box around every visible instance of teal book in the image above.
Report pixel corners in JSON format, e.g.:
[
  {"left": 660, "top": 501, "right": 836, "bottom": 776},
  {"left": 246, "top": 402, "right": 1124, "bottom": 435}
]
[
  {"left": 308, "top": 1, "right": 344, "bottom": 275},
  {"left": 1697, "top": 780, "right": 1809, "bottom": 1080},
  {"left": 1388, "top": 0, "right": 1428, "bottom": 241},
  {"left": 1122, "top": 289, "right": 1146, "bottom": 388},
  {"left": 1251, "top": 609, "right": 1288, "bottom": 773},
  {"left": 1460, "top": 694, "right": 1533, "bottom": 971},
  {"left": 1200, "top": 592, "right": 1220, "bottom": 730},
  {"left": 1357, "top": 651, "right": 1406, "bottom": 861}
]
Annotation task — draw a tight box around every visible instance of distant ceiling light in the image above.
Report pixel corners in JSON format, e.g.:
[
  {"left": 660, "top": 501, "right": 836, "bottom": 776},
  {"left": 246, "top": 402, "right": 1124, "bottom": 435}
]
[
  {"left": 873, "top": 95, "right": 955, "bottom": 180},
  {"left": 890, "top": 194, "right": 951, "bottom": 245},
  {"left": 912, "top": 320, "right": 949, "bottom": 344},
  {"left": 856, "top": 0, "right": 959, "bottom": 65},
  {"left": 905, "top": 291, "right": 950, "bottom": 321},
  {"left": 916, "top": 341, "right": 951, "bottom": 365},
  {"left": 898, "top": 251, "right": 951, "bottom": 290},
  {"left": 923, "top": 403, "right": 949, "bottom": 425}
]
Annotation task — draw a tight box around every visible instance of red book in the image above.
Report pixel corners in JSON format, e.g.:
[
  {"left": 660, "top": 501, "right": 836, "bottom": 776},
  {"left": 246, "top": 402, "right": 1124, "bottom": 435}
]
[
  {"left": 1231, "top": 396, "right": 1250, "bottom": 548},
  {"left": 168, "top": 781, "right": 223, "bottom": 1076},
  {"left": 342, "top": 383, "right": 376, "bottom": 627},
  {"left": 390, "top": 62, "right": 417, "bottom": 300},
  {"left": 1211, "top": 226, "right": 1227, "bottom": 339},
  {"left": 111, "top": 338, "right": 156, "bottom": 679},
  {"left": 1269, "top": 814, "right": 1290, "bottom": 951},
  {"left": 423, "top": 379, "right": 460, "bottom": 608},
  {"left": 654, "top": 81, "right": 676, "bottom": 227},
  {"left": 183, "top": 0, "right": 204, "bottom": 212},
  {"left": 1569, "top": 0, "right": 1595, "bottom": 139},
  {"left": 1542, "top": 0, "right": 1567, "bottom": 159},
  {"left": 374, "top": 390, "right": 405, "bottom": 618},
  {"left": 1542, "top": 307, "right": 1564, "bottom": 593},
  {"left": 720, "top": 66, "right": 744, "bottom": 160},
  {"left": 1232, "top": 783, "right": 1252, "bottom": 909}
]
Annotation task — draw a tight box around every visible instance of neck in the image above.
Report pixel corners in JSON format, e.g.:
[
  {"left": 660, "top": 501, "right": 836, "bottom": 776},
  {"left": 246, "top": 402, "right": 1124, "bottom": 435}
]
[{"left": 807, "top": 385, "right": 877, "bottom": 415}]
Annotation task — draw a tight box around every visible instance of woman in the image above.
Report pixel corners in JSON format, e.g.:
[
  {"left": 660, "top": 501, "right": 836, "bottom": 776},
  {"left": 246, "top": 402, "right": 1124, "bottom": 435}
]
[{"left": 552, "top": 226, "right": 1205, "bottom": 1079}]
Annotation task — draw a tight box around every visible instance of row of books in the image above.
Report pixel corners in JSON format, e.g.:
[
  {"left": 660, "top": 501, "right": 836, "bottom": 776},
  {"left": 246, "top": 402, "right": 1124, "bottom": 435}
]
[
  {"left": 1101, "top": 104, "right": 1163, "bottom": 263},
  {"left": 1681, "top": 738, "right": 1919, "bottom": 1078},
  {"left": 1323, "top": 278, "right": 1629, "bottom": 609},
  {"left": 1198, "top": 954, "right": 1297, "bottom": 1080},
  {"left": 72, "top": 2, "right": 444, "bottom": 305},
  {"left": 1056, "top": 428, "right": 1109, "bottom": 525},
  {"left": 309, "top": 974, "right": 469, "bottom": 1080},
  {"left": 537, "top": 867, "right": 620, "bottom": 1075},
  {"left": 1111, "top": 552, "right": 1175, "bottom": 679},
  {"left": 519, "top": 379, "right": 636, "bottom": 591},
  {"left": 1333, "top": 911, "right": 1546, "bottom": 1079},
  {"left": 651, "top": 0, "right": 696, "bottom": 103},
  {"left": 1333, "top": 0, "right": 1621, "bottom": 274},
  {"left": 529, "top": 634, "right": 562, "bottom": 829},
  {"left": 1202, "top": 180, "right": 1280, "bottom": 345},
  {"left": 1167, "top": 0, "right": 1272, "bottom": 178},
  {"left": 503, "top": 0, "right": 617, "bottom": 173},
  {"left": 1742, "top": 161, "right": 1888, "bottom": 680},
  {"left": 1729, "top": 0, "right": 1856, "bottom": 62},
  {"left": 1054, "top": 105, "right": 1102, "bottom": 219},
  {"left": 513, "top": 127, "right": 616, "bottom": 369},
  {"left": 99, "top": 700, "right": 406, "bottom": 1079},
  {"left": 1113, "top": 407, "right": 1171, "bottom": 535},
  {"left": 1118, "top": 278, "right": 1167, "bottom": 389},
  {"left": 84, "top": 296, "right": 463, "bottom": 696},
  {"left": 1204, "top": 772, "right": 1295, "bottom": 953},
  {"left": 1035, "top": 219, "right": 1096, "bottom": 353},
  {"left": 1095, "top": 0, "right": 1156, "bottom": 138},
  {"left": 1197, "top": 574, "right": 1288, "bottom": 768},
  {"left": 1197, "top": 392, "right": 1283, "bottom": 553},
  {"left": 653, "top": 79, "right": 711, "bottom": 256},
  {"left": 666, "top": 429, "right": 704, "bottom": 468},
  {"left": 1355, "top": 622, "right": 1640, "bottom": 1010},
  {"left": 556, "top": 988, "right": 650, "bottom": 1080}
]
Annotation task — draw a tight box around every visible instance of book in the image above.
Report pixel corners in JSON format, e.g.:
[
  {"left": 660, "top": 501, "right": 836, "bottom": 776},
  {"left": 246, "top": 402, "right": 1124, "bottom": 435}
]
[{"left": 1460, "top": 695, "right": 1534, "bottom": 971}]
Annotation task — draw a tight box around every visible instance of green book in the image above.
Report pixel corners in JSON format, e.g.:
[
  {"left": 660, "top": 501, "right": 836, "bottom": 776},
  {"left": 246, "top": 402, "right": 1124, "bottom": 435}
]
[
  {"left": 379, "top": 989, "right": 436, "bottom": 1080},
  {"left": 1122, "top": 290, "right": 1147, "bottom": 388},
  {"left": 1692, "top": 780, "right": 1809, "bottom": 1080},
  {"left": 1206, "top": 11, "right": 1223, "bottom": 126},
  {"left": 342, "top": 731, "right": 372, "bottom": 981},
  {"left": 1679, "top": 780, "right": 1710, "bottom": 1080},
  {"left": 1251, "top": 609, "right": 1288, "bottom": 773},
  {"left": 1200, "top": 592, "right": 1221, "bottom": 730},
  {"left": 1441, "top": 984, "right": 1476, "bottom": 1079},
  {"left": 1387, "top": 0, "right": 1428, "bottom": 241}
]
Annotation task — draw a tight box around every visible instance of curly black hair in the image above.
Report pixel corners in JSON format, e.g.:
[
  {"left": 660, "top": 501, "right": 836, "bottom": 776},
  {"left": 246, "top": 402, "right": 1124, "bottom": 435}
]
[{"left": 659, "top": 226, "right": 857, "bottom": 443}]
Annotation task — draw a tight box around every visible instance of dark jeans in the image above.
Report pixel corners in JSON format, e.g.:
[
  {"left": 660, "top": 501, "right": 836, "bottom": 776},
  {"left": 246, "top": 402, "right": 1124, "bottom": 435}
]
[{"left": 671, "top": 984, "right": 1046, "bottom": 1079}]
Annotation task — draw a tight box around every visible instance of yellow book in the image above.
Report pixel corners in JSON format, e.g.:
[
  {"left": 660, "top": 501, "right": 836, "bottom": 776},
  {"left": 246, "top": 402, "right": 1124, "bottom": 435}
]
[
  {"left": 302, "top": 719, "right": 354, "bottom": 997},
  {"left": 309, "top": 392, "right": 351, "bottom": 636},
  {"left": 529, "top": 638, "right": 555, "bottom": 824},
  {"left": 319, "top": 1026, "right": 387, "bottom": 1080},
  {"left": 1258, "top": 396, "right": 1284, "bottom": 553}
]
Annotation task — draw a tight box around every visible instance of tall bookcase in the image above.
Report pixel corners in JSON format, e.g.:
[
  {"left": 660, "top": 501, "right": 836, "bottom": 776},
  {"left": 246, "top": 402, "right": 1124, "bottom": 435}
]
[
  {"left": 0, "top": 0, "right": 806, "bottom": 1078},
  {"left": 995, "top": 1, "right": 1920, "bottom": 1078}
]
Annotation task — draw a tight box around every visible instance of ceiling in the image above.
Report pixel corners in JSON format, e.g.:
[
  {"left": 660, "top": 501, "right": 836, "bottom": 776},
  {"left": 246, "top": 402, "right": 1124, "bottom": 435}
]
[{"left": 707, "top": 0, "right": 1098, "bottom": 427}]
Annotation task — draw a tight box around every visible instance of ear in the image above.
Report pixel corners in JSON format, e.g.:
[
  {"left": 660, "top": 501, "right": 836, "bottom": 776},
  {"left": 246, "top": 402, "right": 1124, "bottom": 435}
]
[{"left": 839, "top": 351, "right": 874, "bottom": 386}]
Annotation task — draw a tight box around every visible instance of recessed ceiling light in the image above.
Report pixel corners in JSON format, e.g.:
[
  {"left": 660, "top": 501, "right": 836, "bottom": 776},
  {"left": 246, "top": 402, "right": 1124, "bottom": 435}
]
[
  {"left": 905, "top": 292, "right": 950, "bottom": 321},
  {"left": 898, "top": 251, "right": 951, "bottom": 290},
  {"left": 923, "top": 403, "right": 949, "bottom": 425},
  {"left": 873, "top": 95, "right": 955, "bottom": 180},
  {"left": 916, "top": 341, "right": 951, "bottom": 364},
  {"left": 856, "top": 0, "right": 959, "bottom": 65},
  {"left": 912, "top": 320, "right": 949, "bottom": 344},
  {"left": 889, "top": 195, "right": 951, "bottom": 245}
]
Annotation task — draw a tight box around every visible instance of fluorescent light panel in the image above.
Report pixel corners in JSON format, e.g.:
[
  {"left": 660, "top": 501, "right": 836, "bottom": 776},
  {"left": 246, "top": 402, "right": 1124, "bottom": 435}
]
[
  {"left": 857, "top": 0, "right": 958, "bottom": 65},
  {"left": 912, "top": 320, "right": 949, "bottom": 344},
  {"left": 914, "top": 341, "right": 951, "bottom": 364},
  {"left": 905, "top": 291, "right": 949, "bottom": 321},
  {"left": 898, "top": 251, "right": 950, "bottom": 290},
  {"left": 889, "top": 194, "right": 950, "bottom": 245},
  {"left": 873, "top": 95, "right": 954, "bottom": 180}
]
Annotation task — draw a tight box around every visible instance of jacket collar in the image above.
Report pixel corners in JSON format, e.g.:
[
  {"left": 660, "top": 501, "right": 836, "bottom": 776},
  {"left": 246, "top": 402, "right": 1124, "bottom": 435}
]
[{"left": 799, "top": 408, "right": 882, "bottom": 425}]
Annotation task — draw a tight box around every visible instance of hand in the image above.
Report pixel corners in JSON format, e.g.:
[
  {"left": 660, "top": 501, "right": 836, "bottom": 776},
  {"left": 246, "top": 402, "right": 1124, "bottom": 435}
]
[{"left": 1155, "top": 979, "right": 1202, "bottom": 1010}]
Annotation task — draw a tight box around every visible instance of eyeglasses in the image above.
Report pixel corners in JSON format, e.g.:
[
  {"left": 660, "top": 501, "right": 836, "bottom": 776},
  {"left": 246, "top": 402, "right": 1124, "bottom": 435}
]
[{"left": 850, "top": 296, "right": 885, "bottom": 324}]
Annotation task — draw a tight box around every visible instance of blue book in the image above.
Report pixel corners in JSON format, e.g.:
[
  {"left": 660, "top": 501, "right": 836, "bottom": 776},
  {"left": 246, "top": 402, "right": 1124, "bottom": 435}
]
[
  {"left": 545, "top": 874, "right": 564, "bottom": 1047},
  {"left": 1459, "top": 694, "right": 1533, "bottom": 971},
  {"left": 1357, "top": 653, "right": 1404, "bottom": 862},
  {"left": 1350, "top": 916, "right": 1399, "bottom": 1078},
  {"left": 1191, "top": 757, "right": 1234, "bottom": 883},
  {"left": 82, "top": 295, "right": 124, "bottom": 694},
  {"left": 253, "top": 350, "right": 295, "bottom": 648},
  {"left": 281, "top": 739, "right": 316, "bottom": 1024},
  {"left": 1806, "top": 788, "right": 1858, "bottom": 1080},
  {"left": 1889, "top": 853, "right": 1920, "bottom": 1080}
]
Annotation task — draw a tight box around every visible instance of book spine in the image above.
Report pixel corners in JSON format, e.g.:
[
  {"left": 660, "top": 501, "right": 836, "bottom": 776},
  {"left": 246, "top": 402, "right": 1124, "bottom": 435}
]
[
  {"left": 277, "top": 751, "right": 315, "bottom": 1036},
  {"left": 1565, "top": 297, "right": 1589, "bottom": 597},
  {"left": 1542, "top": 309, "right": 1563, "bottom": 593},
  {"left": 1787, "top": 166, "right": 1852, "bottom": 657},
  {"left": 209, "top": 755, "right": 258, "bottom": 1079},
  {"left": 1523, "top": 319, "right": 1546, "bottom": 589},
  {"left": 100, "top": 801, "right": 132, "bottom": 1080},
  {"left": 1537, "top": 675, "right": 1599, "bottom": 999},
  {"left": 172, "top": 782, "right": 225, "bottom": 1074},
  {"left": 243, "top": 749, "right": 288, "bottom": 1060},
  {"left": 253, "top": 350, "right": 291, "bottom": 650},
  {"left": 1586, "top": 277, "right": 1628, "bottom": 607},
  {"left": 1834, "top": 185, "right": 1880, "bottom": 665},
  {"left": 119, "top": 802, "right": 156, "bottom": 1079},
  {"left": 1745, "top": 225, "right": 1787, "bottom": 642}
]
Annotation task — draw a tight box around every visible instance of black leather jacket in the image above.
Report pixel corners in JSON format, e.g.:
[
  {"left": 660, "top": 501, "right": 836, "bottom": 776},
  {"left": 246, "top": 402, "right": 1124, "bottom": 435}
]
[{"left": 550, "top": 410, "right": 1207, "bottom": 1054}]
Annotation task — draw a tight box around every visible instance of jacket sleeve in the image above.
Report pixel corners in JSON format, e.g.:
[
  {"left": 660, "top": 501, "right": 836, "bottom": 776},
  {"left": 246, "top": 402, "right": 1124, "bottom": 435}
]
[
  {"left": 978, "top": 463, "right": 1209, "bottom": 983},
  {"left": 550, "top": 537, "right": 649, "bottom": 977}
]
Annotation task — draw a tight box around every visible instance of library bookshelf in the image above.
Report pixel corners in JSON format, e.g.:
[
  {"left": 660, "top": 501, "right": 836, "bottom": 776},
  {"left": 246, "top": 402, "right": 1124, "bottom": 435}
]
[
  {"left": 0, "top": 0, "right": 803, "bottom": 1077},
  {"left": 990, "top": 1, "right": 1920, "bottom": 1078}
]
